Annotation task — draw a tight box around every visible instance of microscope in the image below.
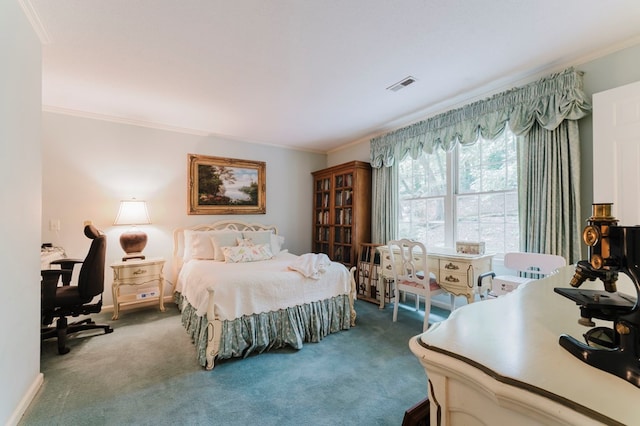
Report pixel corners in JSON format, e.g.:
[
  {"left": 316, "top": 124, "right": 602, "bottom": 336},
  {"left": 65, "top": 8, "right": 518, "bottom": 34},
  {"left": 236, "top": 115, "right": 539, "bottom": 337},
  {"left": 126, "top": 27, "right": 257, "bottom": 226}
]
[{"left": 554, "top": 203, "right": 640, "bottom": 387}]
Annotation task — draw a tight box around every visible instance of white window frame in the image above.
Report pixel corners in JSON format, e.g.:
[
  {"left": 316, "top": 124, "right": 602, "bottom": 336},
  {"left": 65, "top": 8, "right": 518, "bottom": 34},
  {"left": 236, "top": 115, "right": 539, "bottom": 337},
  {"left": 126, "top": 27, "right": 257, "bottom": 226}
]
[{"left": 397, "top": 129, "right": 519, "bottom": 255}]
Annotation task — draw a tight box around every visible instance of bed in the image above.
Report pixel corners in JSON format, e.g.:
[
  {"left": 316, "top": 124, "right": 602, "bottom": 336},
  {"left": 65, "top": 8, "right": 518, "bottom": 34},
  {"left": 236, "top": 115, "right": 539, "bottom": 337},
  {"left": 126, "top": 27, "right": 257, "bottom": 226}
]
[{"left": 173, "top": 220, "right": 357, "bottom": 369}]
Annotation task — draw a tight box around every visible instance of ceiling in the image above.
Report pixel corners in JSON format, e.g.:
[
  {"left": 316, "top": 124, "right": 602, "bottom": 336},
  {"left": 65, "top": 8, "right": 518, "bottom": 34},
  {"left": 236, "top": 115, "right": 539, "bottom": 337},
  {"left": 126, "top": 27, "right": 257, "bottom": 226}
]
[{"left": 25, "top": 0, "right": 640, "bottom": 153}]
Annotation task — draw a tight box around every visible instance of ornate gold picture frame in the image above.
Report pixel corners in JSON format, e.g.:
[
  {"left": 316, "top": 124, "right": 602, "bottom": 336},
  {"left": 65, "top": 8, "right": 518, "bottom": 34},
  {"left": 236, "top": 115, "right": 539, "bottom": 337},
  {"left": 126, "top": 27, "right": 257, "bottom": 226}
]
[{"left": 188, "top": 154, "right": 266, "bottom": 215}]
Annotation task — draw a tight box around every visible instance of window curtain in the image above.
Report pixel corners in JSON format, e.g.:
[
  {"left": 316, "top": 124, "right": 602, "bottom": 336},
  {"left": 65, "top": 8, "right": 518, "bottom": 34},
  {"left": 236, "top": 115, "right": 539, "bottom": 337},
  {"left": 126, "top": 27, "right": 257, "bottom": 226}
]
[
  {"left": 369, "top": 68, "right": 591, "bottom": 260},
  {"left": 371, "top": 165, "right": 398, "bottom": 244},
  {"left": 519, "top": 120, "right": 582, "bottom": 263}
]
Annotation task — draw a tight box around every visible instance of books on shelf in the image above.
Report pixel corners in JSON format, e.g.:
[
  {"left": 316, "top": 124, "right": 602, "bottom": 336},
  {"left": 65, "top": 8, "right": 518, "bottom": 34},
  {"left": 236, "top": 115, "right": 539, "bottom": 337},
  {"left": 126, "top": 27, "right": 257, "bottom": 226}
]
[
  {"left": 334, "top": 246, "right": 343, "bottom": 261},
  {"left": 317, "top": 210, "right": 329, "bottom": 224},
  {"left": 344, "top": 190, "right": 352, "bottom": 205}
]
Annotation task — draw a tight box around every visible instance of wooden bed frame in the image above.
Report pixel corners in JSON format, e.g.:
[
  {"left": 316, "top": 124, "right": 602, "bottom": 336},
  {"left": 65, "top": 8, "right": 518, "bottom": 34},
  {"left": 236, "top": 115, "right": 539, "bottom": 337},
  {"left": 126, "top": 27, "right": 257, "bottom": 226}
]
[{"left": 172, "top": 220, "right": 357, "bottom": 370}]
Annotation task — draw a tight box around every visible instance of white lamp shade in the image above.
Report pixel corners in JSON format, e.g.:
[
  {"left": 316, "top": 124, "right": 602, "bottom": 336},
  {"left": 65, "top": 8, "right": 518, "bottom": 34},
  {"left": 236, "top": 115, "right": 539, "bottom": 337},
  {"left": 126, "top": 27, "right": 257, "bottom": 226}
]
[{"left": 114, "top": 200, "right": 151, "bottom": 226}]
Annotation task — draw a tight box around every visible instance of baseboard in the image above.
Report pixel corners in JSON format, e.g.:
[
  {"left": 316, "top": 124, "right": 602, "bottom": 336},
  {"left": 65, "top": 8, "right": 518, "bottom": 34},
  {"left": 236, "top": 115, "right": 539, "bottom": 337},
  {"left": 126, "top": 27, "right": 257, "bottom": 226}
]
[
  {"left": 101, "top": 295, "right": 174, "bottom": 313},
  {"left": 7, "top": 372, "right": 43, "bottom": 426},
  {"left": 430, "top": 298, "right": 452, "bottom": 310}
]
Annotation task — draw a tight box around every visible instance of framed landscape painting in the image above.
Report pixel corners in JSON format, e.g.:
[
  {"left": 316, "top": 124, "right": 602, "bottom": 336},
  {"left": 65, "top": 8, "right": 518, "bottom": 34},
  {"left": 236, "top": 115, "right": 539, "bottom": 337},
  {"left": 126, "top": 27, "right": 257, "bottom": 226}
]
[{"left": 188, "top": 154, "right": 266, "bottom": 215}]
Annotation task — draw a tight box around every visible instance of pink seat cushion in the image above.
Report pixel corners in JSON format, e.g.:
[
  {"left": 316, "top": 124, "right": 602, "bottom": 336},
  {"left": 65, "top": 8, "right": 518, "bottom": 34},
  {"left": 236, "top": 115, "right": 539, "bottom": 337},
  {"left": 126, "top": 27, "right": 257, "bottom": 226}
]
[{"left": 398, "top": 277, "right": 440, "bottom": 291}]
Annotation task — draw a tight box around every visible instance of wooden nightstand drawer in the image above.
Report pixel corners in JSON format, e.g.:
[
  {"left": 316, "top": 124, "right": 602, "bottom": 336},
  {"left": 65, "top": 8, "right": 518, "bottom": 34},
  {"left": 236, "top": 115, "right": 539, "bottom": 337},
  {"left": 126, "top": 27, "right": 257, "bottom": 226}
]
[{"left": 114, "top": 262, "right": 163, "bottom": 281}]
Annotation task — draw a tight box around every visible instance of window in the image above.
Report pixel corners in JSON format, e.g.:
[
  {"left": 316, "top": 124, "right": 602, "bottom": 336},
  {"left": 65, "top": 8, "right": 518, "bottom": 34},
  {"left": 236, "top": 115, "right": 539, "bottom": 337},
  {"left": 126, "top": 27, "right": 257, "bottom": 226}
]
[
  {"left": 398, "top": 129, "right": 520, "bottom": 254},
  {"left": 398, "top": 147, "right": 447, "bottom": 247}
]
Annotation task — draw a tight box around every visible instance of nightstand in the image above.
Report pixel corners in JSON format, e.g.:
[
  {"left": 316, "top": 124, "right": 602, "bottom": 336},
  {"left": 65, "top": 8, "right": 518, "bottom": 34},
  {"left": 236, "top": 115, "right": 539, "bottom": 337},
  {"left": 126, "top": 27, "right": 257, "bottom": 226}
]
[{"left": 110, "top": 257, "right": 166, "bottom": 320}]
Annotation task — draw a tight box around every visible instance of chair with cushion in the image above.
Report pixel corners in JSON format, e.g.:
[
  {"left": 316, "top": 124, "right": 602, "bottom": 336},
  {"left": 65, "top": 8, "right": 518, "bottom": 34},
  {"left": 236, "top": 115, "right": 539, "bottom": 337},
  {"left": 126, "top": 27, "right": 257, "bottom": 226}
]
[
  {"left": 41, "top": 224, "right": 113, "bottom": 354},
  {"left": 478, "top": 252, "right": 567, "bottom": 297},
  {"left": 388, "top": 239, "right": 446, "bottom": 332}
]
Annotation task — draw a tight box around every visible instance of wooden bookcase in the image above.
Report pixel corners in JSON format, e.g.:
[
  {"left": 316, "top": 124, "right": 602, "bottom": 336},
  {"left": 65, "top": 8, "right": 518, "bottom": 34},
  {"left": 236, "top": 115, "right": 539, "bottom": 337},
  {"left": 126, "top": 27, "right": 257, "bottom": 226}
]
[{"left": 312, "top": 161, "right": 371, "bottom": 268}]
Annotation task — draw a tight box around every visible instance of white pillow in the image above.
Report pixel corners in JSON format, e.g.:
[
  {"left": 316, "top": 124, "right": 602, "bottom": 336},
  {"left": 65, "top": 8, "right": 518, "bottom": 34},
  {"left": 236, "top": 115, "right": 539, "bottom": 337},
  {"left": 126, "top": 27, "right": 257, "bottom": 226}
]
[
  {"left": 270, "top": 234, "right": 285, "bottom": 255},
  {"left": 222, "top": 243, "right": 274, "bottom": 263},
  {"left": 183, "top": 229, "right": 196, "bottom": 261},
  {"left": 241, "top": 230, "right": 285, "bottom": 254},
  {"left": 236, "top": 237, "right": 255, "bottom": 247},
  {"left": 191, "top": 232, "right": 216, "bottom": 259},
  {"left": 242, "top": 231, "right": 273, "bottom": 246},
  {"left": 209, "top": 231, "right": 243, "bottom": 261},
  {"left": 183, "top": 230, "right": 221, "bottom": 261}
]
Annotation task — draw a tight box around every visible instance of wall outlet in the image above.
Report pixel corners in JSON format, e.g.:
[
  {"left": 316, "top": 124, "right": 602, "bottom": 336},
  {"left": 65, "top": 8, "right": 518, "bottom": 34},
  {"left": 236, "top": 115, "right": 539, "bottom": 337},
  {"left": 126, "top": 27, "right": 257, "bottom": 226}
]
[{"left": 137, "top": 290, "right": 158, "bottom": 300}]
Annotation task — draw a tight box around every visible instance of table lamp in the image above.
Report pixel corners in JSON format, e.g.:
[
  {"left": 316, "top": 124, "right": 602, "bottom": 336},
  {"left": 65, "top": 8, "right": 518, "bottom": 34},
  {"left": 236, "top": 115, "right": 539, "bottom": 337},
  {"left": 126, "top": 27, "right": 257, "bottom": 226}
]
[{"left": 114, "top": 199, "right": 151, "bottom": 261}]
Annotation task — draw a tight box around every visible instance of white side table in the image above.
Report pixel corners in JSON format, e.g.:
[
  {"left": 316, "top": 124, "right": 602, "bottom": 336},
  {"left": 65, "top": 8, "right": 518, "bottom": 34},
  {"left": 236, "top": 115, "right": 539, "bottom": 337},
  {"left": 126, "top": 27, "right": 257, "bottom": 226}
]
[{"left": 110, "top": 257, "right": 166, "bottom": 320}]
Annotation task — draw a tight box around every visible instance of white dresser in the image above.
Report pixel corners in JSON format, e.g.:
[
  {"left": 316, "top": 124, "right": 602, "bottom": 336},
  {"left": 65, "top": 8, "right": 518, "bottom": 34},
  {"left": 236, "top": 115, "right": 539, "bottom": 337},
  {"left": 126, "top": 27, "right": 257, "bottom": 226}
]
[
  {"left": 409, "top": 266, "right": 640, "bottom": 425},
  {"left": 377, "top": 246, "right": 493, "bottom": 305}
]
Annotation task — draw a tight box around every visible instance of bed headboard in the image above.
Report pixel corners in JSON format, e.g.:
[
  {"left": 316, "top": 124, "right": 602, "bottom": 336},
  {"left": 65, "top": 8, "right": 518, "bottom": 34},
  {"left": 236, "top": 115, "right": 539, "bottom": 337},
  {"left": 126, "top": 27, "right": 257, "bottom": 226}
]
[{"left": 173, "top": 220, "right": 279, "bottom": 277}]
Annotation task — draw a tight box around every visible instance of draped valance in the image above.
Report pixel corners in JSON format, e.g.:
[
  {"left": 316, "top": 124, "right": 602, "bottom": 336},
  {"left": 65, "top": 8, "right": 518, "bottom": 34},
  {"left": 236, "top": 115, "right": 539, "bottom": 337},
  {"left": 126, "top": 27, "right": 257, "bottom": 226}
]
[{"left": 370, "top": 67, "right": 591, "bottom": 168}]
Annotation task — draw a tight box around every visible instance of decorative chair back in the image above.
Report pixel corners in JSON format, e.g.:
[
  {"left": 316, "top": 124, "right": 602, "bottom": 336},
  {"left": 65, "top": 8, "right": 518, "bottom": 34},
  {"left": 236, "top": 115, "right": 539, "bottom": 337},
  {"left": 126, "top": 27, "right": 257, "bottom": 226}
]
[
  {"left": 388, "top": 239, "right": 428, "bottom": 289},
  {"left": 388, "top": 239, "right": 440, "bottom": 331}
]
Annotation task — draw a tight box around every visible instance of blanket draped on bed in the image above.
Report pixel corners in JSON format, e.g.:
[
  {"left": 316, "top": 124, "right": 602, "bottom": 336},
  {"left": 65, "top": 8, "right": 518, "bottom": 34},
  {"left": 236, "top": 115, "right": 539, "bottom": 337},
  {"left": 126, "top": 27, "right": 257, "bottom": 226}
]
[
  {"left": 288, "top": 253, "right": 332, "bottom": 279},
  {"left": 176, "top": 293, "right": 352, "bottom": 367}
]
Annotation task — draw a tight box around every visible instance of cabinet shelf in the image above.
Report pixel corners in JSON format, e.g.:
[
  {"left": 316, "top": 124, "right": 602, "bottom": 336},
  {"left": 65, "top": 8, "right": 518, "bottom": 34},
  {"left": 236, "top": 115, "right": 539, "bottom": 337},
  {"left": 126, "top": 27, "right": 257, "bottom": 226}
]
[{"left": 311, "top": 161, "right": 371, "bottom": 268}]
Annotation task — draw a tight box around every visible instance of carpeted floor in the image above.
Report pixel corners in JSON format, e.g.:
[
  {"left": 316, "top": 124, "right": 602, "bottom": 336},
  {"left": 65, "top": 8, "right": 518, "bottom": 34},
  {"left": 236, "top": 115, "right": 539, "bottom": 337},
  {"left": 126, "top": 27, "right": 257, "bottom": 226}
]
[{"left": 21, "top": 298, "right": 449, "bottom": 426}]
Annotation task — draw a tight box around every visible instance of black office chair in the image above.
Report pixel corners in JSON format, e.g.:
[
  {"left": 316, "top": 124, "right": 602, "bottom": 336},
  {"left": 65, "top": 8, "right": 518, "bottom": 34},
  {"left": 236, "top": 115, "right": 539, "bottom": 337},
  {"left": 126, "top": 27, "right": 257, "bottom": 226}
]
[{"left": 41, "top": 224, "right": 113, "bottom": 354}]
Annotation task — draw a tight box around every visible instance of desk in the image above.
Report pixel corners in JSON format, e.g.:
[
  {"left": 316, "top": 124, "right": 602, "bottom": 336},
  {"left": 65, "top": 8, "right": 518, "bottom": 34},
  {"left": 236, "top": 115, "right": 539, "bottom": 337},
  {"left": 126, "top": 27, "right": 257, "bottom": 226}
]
[
  {"left": 377, "top": 246, "right": 493, "bottom": 306},
  {"left": 40, "top": 246, "right": 66, "bottom": 269},
  {"left": 110, "top": 258, "right": 166, "bottom": 320},
  {"left": 409, "top": 266, "right": 639, "bottom": 425}
]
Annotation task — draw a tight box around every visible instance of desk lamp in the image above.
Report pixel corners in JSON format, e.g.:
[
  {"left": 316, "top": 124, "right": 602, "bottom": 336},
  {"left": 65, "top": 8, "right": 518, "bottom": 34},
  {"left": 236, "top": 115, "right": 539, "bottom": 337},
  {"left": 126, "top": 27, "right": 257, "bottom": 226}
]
[{"left": 114, "top": 199, "right": 151, "bottom": 261}]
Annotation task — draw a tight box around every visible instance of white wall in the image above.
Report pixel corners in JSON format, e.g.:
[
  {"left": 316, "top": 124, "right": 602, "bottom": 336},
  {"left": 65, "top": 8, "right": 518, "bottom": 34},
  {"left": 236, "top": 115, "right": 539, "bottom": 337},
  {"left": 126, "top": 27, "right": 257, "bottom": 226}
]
[
  {"left": 41, "top": 112, "right": 327, "bottom": 307},
  {"left": 327, "top": 138, "right": 370, "bottom": 167},
  {"left": 0, "top": 2, "right": 43, "bottom": 425}
]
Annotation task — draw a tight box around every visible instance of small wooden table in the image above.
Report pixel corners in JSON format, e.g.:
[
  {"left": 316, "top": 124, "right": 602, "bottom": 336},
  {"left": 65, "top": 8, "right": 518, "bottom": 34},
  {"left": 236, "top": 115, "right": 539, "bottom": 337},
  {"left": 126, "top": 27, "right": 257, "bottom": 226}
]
[
  {"left": 378, "top": 246, "right": 494, "bottom": 307},
  {"left": 110, "top": 257, "right": 166, "bottom": 320}
]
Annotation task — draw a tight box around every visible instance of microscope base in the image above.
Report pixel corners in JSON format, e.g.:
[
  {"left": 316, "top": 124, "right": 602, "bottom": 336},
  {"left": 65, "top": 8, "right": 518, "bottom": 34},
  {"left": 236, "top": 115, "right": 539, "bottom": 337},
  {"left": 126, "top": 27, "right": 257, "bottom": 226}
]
[{"left": 559, "top": 334, "right": 640, "bottom": 388}]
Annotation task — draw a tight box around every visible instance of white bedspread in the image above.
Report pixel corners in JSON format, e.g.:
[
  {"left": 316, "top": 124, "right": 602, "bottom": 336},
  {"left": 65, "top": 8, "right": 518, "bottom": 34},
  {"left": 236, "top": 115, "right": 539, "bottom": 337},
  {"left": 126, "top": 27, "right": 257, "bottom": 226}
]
[{"left": 176, "top": 251, "right": 351, "bottom": 321}]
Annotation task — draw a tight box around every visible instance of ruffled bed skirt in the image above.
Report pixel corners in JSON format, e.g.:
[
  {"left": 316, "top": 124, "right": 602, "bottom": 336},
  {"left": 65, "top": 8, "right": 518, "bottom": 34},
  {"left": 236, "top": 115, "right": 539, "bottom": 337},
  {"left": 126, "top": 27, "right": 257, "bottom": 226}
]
[{"left": 175, "top": 293, "right": 352, "bottom": 367}]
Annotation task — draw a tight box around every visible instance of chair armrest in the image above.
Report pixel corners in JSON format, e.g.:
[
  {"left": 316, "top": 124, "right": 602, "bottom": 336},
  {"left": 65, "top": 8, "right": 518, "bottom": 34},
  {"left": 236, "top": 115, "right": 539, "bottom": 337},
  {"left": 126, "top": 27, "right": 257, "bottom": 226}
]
[
  {"left": 41, "top": 269, "right": 63, "bottom": 309},
  {"left": 50, "top": 258, "right": 83, "bottom": 267},
  {"left": 50, "top": 258, "right": 83, "bottom": 285},
  {"left": 477, "top": 271, "right": 495, "bottom": 288}
]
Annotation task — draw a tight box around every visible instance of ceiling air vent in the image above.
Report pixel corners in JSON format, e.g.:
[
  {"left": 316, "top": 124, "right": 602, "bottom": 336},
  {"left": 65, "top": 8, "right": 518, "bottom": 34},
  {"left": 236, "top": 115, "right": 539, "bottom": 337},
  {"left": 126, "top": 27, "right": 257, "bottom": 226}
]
[{"left": 387, "top": 76, "right": 417, "bottom": 92}]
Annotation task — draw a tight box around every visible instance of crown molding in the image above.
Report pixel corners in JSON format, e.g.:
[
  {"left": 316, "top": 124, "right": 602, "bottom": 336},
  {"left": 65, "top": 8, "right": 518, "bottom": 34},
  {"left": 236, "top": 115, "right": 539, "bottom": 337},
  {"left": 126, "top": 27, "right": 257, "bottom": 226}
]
[
  {"left": 42, "top": 105, "right": 211, "bottom": 136},
  {"left": 19, "top": 0, "right": 52, "bottom": 44},
  {"left": 41, "top": 104, "right": 328, "bottom": 154}
]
